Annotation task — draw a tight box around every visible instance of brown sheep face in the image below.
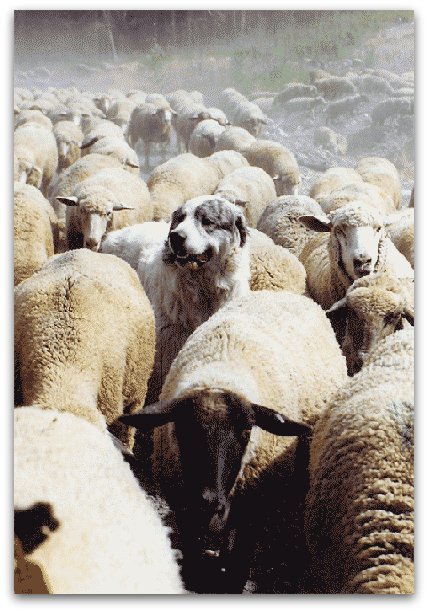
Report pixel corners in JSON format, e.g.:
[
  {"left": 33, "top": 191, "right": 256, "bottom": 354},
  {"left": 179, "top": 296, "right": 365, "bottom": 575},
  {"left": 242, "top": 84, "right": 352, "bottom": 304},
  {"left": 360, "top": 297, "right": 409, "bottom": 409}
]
[{"left": 327, "top": 284, "right": 414, "bottom": 375}]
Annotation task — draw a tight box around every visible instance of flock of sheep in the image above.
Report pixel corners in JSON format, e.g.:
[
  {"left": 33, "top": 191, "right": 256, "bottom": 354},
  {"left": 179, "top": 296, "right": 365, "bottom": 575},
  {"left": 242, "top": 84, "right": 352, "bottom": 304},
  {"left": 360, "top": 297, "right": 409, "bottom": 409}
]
[{"left": 14, "top": 66, "right": 414, "bottom": 595}]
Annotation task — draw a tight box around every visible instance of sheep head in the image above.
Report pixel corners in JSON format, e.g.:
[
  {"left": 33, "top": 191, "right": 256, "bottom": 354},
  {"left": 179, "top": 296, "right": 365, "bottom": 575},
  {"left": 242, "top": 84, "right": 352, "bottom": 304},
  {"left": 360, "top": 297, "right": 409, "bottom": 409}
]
[
  {"left": 327, "top": 272, "right": 414, "bottom": 375},
  {"left": 300, "top": 203, "right": 386, "bottom": 281}
]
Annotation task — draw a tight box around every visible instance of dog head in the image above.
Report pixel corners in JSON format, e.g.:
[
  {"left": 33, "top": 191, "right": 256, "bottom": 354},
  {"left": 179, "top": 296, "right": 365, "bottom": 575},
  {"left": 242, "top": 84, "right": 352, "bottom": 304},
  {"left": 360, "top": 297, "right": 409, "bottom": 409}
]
[{"left": 163, "top": 196, "right": 247, "bottom": 270}]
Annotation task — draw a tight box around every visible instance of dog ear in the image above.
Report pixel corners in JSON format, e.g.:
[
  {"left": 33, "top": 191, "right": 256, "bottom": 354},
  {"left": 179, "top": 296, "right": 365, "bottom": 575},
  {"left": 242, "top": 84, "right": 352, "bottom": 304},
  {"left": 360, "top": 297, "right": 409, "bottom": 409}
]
[{"left": 235, "top": 212, "right": 247, "bottom": 247}]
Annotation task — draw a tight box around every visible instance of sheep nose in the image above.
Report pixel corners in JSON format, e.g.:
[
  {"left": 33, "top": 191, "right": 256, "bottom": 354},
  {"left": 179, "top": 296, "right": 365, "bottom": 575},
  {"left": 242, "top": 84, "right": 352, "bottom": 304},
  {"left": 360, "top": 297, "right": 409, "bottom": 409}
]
[
  {"left": 169, "top": 230, "right": 186, "bottom": 252},
  {"left": 85, "top": 239, "right": 99, "bottom": 251}
]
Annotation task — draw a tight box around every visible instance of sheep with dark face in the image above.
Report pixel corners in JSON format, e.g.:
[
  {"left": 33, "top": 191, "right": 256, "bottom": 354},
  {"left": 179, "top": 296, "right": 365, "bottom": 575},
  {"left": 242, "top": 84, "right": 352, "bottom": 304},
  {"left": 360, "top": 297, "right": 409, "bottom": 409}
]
[
  {"left": 121, "top": 290, "right": 347, "bottom": 593},
  {"left": 326, "top": 272, "right": 414, "bottom": 375}
]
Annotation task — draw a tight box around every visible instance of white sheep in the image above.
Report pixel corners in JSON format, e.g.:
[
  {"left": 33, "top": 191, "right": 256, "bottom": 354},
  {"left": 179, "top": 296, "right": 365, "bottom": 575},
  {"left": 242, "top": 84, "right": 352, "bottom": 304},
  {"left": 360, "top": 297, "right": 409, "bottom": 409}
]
[
  {"left": 105, "top": 96, "right": 136, "bottom": 135},
  {"left": 14, "top": 183, "right": 58, "bottom": 286},
  {"left": 384, "top": 208, "right": 414, "bottom": 268},
  {"left": 316, "top": 182, "right": 396, "bottom": 216},
  {"left": 15, "top": 109, "right": 53, "bottom": 131},
  {"left": 14, "top": 123, "right": 58, "bottom": 197},
  {"left": 371, "top": 98, "right": 413, "bottom": 127},
  {"left": 272, "top": 83, "right": 318, "bottom": 106},
  {"left": 326, "top": 94, "right": 369, "bottom": 124},
  {"left": 169, "top": 91, "right": 210, "bottom": 153},
  {"left": 128, "top": 101, "right": 175, "bottom": 169},
  {"left": 14, "top": 406, "right": 185, "bottom": 594},
  {"left": 243, "top": 139, "right": 301, "bottom": 196},
  {"left": 356, "top": 157, "right": 402, "bottom": 209},
  {"left": 252, "top": 97, "right": 274, "bottom": 115},
  {"left": 309, "top": 167, "right": 363, "bottom": 202},
  {"left": 257, "top": 195, "right": 324, "bottom": 259},
  {"left": 57, "top": 167, "right": 152, "bottom": 251},
  {"left": 230, "top": 99, "right": 268, "bottom": 137},
  {"left": 53, "top": 120, "right": 83, "bottom": 172},
  {"left": 214, "top": 166, "right": 276, "bottom": 227},
  {"left": 214, "top": 125, "right": 256, "bottom": 154},
  {"left": 314, "top": 126, "right": 347, "bottom": 156},
  {"left": 121, "top": 290, "right": 347, "bottom": 593},
  {"left": 247, "top": 228, "right": 306, "bottom": 295},
  {"left": 205, "top": 107, "right": 229, "bottom": 126},
  {"left": 326, "top": 272, "right": 414, "bottom": 375},
  {"left": 80, "top": 119, "right": 124, "bottom": 152},
  {"left": 14, "top": 249, "right": 155, "bottom": 447},
  {"left": 283, "top": 96, "right": 326, "bottom": 115},
  {"left": 189, "top": 119, "right": 226, "bottom": 158},
  {"left": 305, "top": 327, "right": 414, "bottom": 593},
  {"left": 86, "top": 136, "right": 140, "bottom": 174},
  {"left": 299, "top": 203, "right": 414, "bottom": 309},
  {"left": 314, "top": 76, "right": 357, "bottom": 100}
]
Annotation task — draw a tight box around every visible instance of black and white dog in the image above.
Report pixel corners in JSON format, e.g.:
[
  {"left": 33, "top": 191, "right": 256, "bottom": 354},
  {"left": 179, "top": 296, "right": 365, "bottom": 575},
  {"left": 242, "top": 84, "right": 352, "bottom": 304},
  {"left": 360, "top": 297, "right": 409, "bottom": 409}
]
[{"left": 138, "top": 195, "right": 250, "bottom": 402}]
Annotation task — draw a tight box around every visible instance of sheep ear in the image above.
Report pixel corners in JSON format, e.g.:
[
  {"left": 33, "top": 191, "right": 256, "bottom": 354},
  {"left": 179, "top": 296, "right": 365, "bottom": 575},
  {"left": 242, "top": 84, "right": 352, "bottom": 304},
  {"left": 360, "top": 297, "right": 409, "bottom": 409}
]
[
  {"left": 403, "top": 305, "right": 414, "bottom": 326},
  {"left": 261, "top": 117, "right": 268, "bottom": 125},
  {"left": 119, "top": 399, "right": 183, "bottom": 429},
  {"left": 235, "top": 212, "right": 247, "bottom": 247},
  {"left": 326, "top": 297, "right": 348, "bottom": 321},
  {"left": 234, "top": 199, "right": 248, "bottom": 208},
  {"left": 56, "top": 196, "right": 79, "bottom": 207},
  {"left": 251, "top": 404, "right": 311, "bottom": 437},
  {"left": 126, "top": 161, "right": 139, "bottom": 169},
  {"left": 80, "top": 136, "right": 98, "bottom": 149},
  {"left": 299, "top": 214, "right": 332, "bottom": 232},
  {"left": 112, "top": 203, "right": 135, "bottom": 211}
]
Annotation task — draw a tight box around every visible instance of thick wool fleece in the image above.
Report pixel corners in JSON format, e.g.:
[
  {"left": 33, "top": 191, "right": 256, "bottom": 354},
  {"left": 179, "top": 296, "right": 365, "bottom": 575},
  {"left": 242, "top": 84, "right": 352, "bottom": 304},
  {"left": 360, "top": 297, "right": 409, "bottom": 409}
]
[
  {"left": 14, "top": 183, "right": 58, "bottom": 286},
  {"left": 248, "top": 228, "right": 306, "bottom": 294},
  {"left": 300, "top": 205, "right": 414, "bottom": 310},
  {"left": 306, "top": 328, "right": 414, "bottom": 594},
  {"left": 156, "top": 290, "right": 347, "bottom": 494},
  {"left": 257, "top": 195, "right": 324, "bottom": 258},
  {"left": 14, "top": 407, "right": 185, "bottom": 594},
  {"left": 14, "top": 250, "right": 155, "bottom": 447}
]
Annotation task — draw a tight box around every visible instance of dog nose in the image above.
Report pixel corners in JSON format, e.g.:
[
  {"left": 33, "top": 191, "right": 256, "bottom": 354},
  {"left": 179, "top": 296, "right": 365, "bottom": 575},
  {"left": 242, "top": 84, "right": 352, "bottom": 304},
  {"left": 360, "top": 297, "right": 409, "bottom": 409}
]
[{"left": 169, "top": 230, "right": 186, "bottom": 252}]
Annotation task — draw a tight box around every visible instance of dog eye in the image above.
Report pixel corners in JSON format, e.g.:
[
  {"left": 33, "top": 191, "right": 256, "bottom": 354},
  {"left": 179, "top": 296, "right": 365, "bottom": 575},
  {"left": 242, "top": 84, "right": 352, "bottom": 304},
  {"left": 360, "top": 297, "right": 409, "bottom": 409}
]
[{"left": 202, "top": 218, "right": 216, "bottom": 229}]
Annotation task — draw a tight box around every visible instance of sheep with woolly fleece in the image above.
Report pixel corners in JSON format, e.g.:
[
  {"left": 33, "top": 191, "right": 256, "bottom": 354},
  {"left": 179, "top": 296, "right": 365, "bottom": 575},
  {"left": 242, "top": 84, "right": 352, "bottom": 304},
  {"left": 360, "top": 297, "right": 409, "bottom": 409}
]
[
  {"left": 357, "top": 157, "right": 402, "bottom": 209},
  {"left": 316, "top": 182, "right": 396, "bottom": 216},
  {"left": 371, "top": 98, "right": 413, "bottom": 127},
  {"left": 205, "top": 107, "right": 228, "bottom": 126},
  {"left": 50, "top": 153, "right": 133, "bottom": 227},
  {"left": 14, "top": 109, "right": 53, "bottom": 131},
  {"left": 243, "top": 139, "right": 301, "bottom": 196},
  {"left": 247, "top": 228, "right": 306, "bottom": 294},
  {"left": 80, "top": 119, "right": 124, "bottom": 152},
  {"left": 299, "top": 203, "right": 414, "bottom": 310},
  {"left": 168, "top": 90, "right": 210, "bottom": 153},
  {"left": 128, "top": 102, "right": 174, "bottom": 170},
  {"left": 106, "top": 96, "right": 136, "bottom": 135},
  {"left": 314, "top": 76, "right": 357, "bottom": 100},
  {"left": 14, "top": 183, "right": 58, "bottom": 286},
  {"left": 252, "top": 97, "right": 274, "bottom": 115},
  {"left": 367, "top": 68, "right": 411, "bottom": 89},
  {"left": 257, "top": 195, "right": 324, "bottom": 259},
  {"left": 121, "top": 290, "right": 346, "bottom": 593},
  {"left": 326, "top": 272, "right": 414, "bottom": 375},
  {"left": 148, "top": 151, "right": 249, "bottom": 221},
  {"left": 189, "top": 119, "right": 226, "bottom": 158},
  {"left": 314, "top": 126, "right": 347, "bottom": 156},
  {"left": 384, "top": 209, "right": 414, "bottom": 268},
  {"left": 283, "top": 96, "right": 326, "bottom": 115},
  {"left": 214, "top": 125, "right": 256, "bottom": 154},
  {"left": 57, "top": 167, "right": 152, "bottom": 251},
  {"left": 14, "top": 407, "right": 185, "bottom": 594},
  {"left": 349, "top": 73, "right": 393, "bottom": 96},
  {"left": 53, "top": 120, "right": 83, "bottom": 172},
  {"left": 86, "top": 136, "right": 140, "bottom": 174},
  {"left": 230, "top": 99, "right": 268, "bottom": 137},
  {"left": 14, "top": 123, "right": 58, "bottom": 197},
  {"left": 305, "top": 326, "right": 414, "bottom": 593},
  {"left": 310, "top": 167, "right": 363, "bottom": 202},
  {"left": 14, "top": 249, "right": 155, "bottom": 447},
  {"left": 272, "top": 83, "right": 318, "bottom": 107},
  {"left": 214, "top": 166, "right": 276, "bottom": 227},
  {"left": 390, "top": 87, "right": 414, "bottom": 98},
  {"left": 326, "top": 94, "right": 369, "bottom": 124},
  {"left": 309, "top": 69, "right": 331, "bottom": 83}
]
